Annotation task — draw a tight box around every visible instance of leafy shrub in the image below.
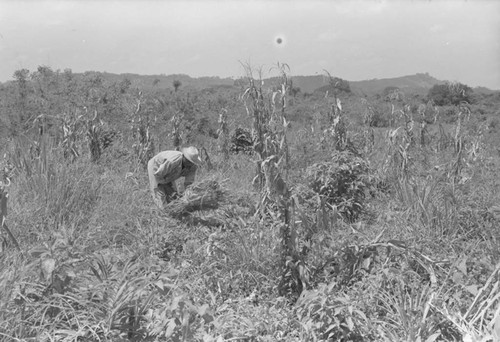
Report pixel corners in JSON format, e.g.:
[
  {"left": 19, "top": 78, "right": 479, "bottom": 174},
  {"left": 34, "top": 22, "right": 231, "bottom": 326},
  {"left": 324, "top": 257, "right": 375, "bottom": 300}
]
[
  {"left": 363, "top": 101, "right": 393, "bottom": 128},
  {"left": 428, "top": 82, "right": 474, "bottom": 106},
  {"left": 306, "top": 150, "right": 370, "bottom": 221},
  {"left": 368, "top": 107, "right": 392, "bottom": 127},
  {"left": 230, "top": 127, "right": 253, "bottom": 154},
  {"left": 296, "top": 282, "right": 373, "bottom": 341},
  {"left": 440, "top": 105, "right": 460, "bottom": 123}
]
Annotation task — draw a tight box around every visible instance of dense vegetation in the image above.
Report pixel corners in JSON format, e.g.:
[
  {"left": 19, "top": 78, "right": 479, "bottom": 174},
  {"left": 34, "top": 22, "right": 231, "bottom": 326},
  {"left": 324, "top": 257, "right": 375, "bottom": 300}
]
[
  {"left": 1, "top": 64, "right": 500, "bottom": 341},
  {"left": 427, "top": 83, "right": 474, "bottom": 106}
]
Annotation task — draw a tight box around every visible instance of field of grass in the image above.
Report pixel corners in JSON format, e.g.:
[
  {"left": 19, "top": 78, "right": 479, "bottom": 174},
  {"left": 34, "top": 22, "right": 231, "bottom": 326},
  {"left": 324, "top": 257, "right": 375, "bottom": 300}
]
[{"left": 0, "top": 66, "right": 499, "bottom": 341}]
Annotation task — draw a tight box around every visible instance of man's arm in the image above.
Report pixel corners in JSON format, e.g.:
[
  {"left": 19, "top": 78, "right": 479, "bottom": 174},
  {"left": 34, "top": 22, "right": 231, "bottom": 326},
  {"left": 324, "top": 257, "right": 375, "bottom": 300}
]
[{"left": 154, "top": 160, "right": 170, "bottom": 178}]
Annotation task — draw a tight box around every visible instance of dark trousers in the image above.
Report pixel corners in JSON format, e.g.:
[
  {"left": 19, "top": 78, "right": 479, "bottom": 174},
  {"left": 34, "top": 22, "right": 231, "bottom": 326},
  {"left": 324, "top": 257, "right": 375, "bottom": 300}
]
[{"left": 153, "top": 182, "right": 178, "bottom": 208}]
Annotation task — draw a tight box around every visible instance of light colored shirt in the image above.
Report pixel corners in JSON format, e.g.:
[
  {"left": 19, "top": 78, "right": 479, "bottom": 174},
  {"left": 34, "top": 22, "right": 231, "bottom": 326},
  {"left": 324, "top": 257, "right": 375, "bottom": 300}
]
[{"left": 150, "top": 150, "right": 196, "bottom": 187}]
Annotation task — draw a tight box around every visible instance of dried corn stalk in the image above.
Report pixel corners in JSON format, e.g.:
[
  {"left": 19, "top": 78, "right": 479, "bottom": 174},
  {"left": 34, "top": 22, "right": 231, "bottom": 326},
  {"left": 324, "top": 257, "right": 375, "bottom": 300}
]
[
  {"left": 218, "top": 108, "right": 230, "bottom": 161},
  {"left": 86, "top": 110, "right": 103, "bottom": 162},
  {"left": 1, "top": 179, "right": 20, "bottom": 251}
]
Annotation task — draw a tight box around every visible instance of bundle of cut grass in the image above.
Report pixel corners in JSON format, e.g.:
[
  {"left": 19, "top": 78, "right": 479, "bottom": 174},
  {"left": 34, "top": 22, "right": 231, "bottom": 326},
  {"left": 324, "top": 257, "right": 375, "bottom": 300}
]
[{"left": 165, "top": 177, "right": 227, "bottom": 218}]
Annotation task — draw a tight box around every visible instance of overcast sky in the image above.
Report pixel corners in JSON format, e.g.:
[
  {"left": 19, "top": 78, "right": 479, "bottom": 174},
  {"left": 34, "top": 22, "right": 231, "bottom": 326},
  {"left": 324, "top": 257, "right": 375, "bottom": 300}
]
[{"left": 1, "top": 0, "right": 499, "bottom": 89}]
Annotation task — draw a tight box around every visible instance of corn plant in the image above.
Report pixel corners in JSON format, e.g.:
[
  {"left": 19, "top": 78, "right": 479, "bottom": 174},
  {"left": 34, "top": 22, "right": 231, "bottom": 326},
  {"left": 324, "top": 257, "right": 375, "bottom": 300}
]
[
  {"left": 437, "top": 123, "right": 453, "bottom": 152},
  {"left": 432, "top": 102, "right": 440, "bottom": 124},
  {"left": 401, "top": 104, "right": 415, "bottom": 147},
  {"left": 328, "top": 98, "right": 347, "bottom": 151},
  {"left": 1, "top": 178, "right": 20, "bottom": 252},
  {"left": 270, "top": 63, "right": 292, "bottom": 171},
  {"left": 240, "top": 63, "right": 290, "bottom": 191},
  {"left": 448, "top": 106, "right": 469, "bottom": 180},
  {"left": 362, "top": 98, "right": 392, "bottom": 128},
  {"left": 384, "top": 127, "right": 410, "bottom": 181},
  {"left": 0, "top": 154, "right": 13, "bottom": 186},
  {"left": 418, "top": 103, "right": 428, "bottom": 147},
  {"left": 217, "top": 108, "right": 230, "bottom": 161},
  {"left": 86, "top": 110, "right": 103, "bottom": 162},
  {"left": 360, "top": 98, "right": 376, "bottom": 155},
  {"left": 240, "top": 64, "right": 269, "bottom": 190},
  {"left": 169, "top": 111, "right": 183, "bottom": 149},
  {"left": 130, "top": 96, "right": 155, "bottom": 167},
  {"left": 61, "top": 111, "right": 84, "bottom": 161},
  {"left": 465, "top": 123, "right": 485, "bottom": 164},
  {"left": 322, "top": 71, "right": 348, "bottom": 151},
  {"left": 241, "top": 62, "right": 300, "bottom": 297}
]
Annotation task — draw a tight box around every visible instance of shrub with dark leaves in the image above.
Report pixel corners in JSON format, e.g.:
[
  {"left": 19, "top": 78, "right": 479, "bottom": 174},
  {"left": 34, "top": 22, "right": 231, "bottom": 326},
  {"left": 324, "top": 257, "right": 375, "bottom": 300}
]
[
  {"left": 306, "top": 150, "right": 370, "bottom": 221},
  {"left": 230, "top": 127, "right": 253, "bottom": 154}
]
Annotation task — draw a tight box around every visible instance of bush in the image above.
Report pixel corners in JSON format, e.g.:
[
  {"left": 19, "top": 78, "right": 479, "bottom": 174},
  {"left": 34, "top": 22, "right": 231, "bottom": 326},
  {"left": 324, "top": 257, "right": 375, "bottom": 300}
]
[
  {"left": 368, "top": 107, "right": 392, "bottom": 127},
  {"left": 441, "top": 105, "right": 459, "bottom": 123},
  {"left": 306, "top": 150, "right": 370, "bottom": 221},
  {"left": 428, "top": 82, "right": 474, "bottom": 106}
]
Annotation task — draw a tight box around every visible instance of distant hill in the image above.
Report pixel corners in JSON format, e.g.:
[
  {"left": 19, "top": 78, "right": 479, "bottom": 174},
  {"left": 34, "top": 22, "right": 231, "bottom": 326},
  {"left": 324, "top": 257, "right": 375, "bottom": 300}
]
[
  {"left": 284, "top": 75, "right": 329, "bottom": 94},
  {"left": 473, "top": 86, "right": 499, "bottom": 95},
  {"left": 259, "top": 73, "right": 447, "bottom": 96},
  {"left": 31, "top": 71, "right": 495, "bottom": 97},
  {"left": 349, "top": 73, "right": 446, "bottom": 97},
  {"left": 96, "top": 72, "right": 235, "bottom": 91}
]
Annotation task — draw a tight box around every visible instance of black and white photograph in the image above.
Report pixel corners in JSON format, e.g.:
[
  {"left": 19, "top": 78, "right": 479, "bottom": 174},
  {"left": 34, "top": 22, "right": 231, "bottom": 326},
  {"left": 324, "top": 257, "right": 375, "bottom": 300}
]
[{"left": 0, "top": 0, "right": 499, "bottom": 340}]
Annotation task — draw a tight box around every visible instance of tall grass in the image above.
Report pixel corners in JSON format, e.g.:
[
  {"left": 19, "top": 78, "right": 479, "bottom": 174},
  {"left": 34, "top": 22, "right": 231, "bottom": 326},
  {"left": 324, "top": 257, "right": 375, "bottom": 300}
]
[{"left": 7, "top": 136, "right": 101, "bottom": 243}]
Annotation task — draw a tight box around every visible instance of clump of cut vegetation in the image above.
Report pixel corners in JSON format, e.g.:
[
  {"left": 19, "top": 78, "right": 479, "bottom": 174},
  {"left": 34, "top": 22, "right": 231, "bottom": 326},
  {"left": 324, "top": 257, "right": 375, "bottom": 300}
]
[{"left": 165, "top": 176, "right": 228, "bottom": 218}]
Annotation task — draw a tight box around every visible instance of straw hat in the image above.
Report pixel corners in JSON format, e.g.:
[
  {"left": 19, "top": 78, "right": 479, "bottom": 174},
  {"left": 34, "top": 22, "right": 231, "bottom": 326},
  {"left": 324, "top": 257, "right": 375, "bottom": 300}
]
[{"left": 181, "top": 146, "right": 202, "bottom": 166}]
